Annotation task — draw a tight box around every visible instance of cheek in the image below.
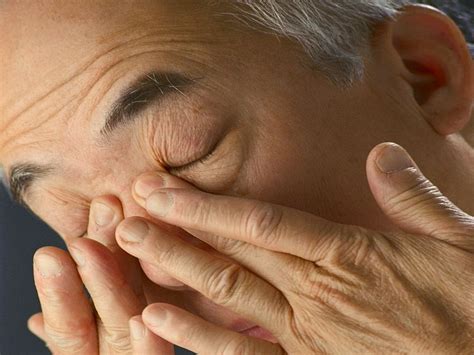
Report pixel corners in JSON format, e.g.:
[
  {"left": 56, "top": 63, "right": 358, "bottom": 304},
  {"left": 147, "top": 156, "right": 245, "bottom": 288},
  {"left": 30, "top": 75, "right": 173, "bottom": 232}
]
[{"left": 32, "top": 207, "right": 89, "bottom": 240}]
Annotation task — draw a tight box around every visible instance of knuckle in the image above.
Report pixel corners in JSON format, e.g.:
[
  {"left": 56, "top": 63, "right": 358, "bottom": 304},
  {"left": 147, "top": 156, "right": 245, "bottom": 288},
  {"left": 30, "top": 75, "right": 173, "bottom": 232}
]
[
  {"left": 44, "top": 321, "right": 93, "bottom": 353},
  {"left": 309, "top": 281, "right": 344, "bottom": 305},
  {"left": 206, "top": 263, "right": 245, "bottom": 306},
  {"left": 384, "top": 178, "right": 440, "bottom": 216},
  {"left": 325, "top": 226, "right": 374, "bottom": 266},
  {"left": 153, "top": 240, "right": 180, "bottom": 265},
  {"left": 102, "top": 328, "right": 132, "bottom": 353},
  {"left": 289, "top": 259, "right": 315, "bottom": 287},
  {"left": 243, "top": 203, "right": 283, "bottom": 245},
  {"left": 210, "top": 234, "right": 247, "bottom": 256}
]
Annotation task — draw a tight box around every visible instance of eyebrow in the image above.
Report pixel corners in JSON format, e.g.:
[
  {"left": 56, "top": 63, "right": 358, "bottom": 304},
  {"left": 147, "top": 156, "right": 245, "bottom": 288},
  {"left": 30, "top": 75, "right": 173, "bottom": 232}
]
[
  {"left": 3, "top": 71, "right": 196, "bottom": 205},
  {"left": 3, "top": 163, "right": 54, "bottom": 206},
  {"left": 100, "top": 71, "right": 196, "bottom": 138}
]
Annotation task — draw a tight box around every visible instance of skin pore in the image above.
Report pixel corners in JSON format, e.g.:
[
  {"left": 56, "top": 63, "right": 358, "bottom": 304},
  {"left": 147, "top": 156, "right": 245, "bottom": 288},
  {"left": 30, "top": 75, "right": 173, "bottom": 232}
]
[{"left": 1, "top": 0, "right": 473, "bottom": 333}]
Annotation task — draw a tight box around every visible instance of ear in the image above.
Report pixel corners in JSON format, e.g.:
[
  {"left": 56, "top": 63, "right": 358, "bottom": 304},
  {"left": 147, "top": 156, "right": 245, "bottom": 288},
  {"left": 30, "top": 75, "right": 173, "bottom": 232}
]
[{"left": 389, "top": 5, "right": 474, "bottom": 136}]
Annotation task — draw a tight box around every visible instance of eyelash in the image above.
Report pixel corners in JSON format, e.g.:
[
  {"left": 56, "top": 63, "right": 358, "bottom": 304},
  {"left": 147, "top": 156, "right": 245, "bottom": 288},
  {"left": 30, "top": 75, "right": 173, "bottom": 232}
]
[{"left": 169, "top": 143, "right": 218, "bottom": 174}]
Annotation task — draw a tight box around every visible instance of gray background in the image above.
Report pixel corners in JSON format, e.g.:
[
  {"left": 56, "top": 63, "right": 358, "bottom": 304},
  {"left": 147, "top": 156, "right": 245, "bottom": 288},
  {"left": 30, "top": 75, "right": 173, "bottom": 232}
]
[{"left": 0, "top": 185, "right": 59, "bottom": 354}]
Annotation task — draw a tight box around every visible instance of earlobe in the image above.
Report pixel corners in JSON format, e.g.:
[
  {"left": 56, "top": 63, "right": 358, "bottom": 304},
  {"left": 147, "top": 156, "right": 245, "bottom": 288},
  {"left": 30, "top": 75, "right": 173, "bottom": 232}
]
[{"left": 391, "top": 5, "right": 473, "bottom": 136}]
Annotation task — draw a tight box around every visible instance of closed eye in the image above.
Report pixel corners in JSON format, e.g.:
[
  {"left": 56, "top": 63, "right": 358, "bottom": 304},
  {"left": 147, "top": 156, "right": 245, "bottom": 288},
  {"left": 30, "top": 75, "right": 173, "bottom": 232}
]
[{"left": 168, "top": 139, "right": 220, "bottom": 174}]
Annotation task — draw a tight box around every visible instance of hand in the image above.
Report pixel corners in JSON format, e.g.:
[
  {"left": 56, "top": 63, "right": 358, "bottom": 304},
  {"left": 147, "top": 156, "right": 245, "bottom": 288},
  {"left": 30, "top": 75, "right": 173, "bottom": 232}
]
[
  {"left": 117, "top": 143, "right": 474, "bottom": 354},
  {"left": 28, "top": 196, "right": 174, "bottom": 354}
]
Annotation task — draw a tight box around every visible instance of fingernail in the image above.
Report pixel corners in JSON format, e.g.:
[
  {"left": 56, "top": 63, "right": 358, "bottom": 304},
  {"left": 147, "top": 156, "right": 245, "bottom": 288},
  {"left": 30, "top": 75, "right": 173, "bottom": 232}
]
[
  {"left": 35, "top": 254, "right": 63, "bottom": 278},
  {"left": 145, "top": 305, "right": 168, "bottom": 328},
  {"left": 135, "top": 174, "right": 165, "bottom": 199},
  {"left": 376, "top": 144, "right": 414, "bottom": 173},
  {"left": 69, "top": 247, "right": 86, "bottom": 266},
  {"left": 92, "top": 202, "right": 114, "bottom": 227},
  {"left": 147, "top": 192, "right": 173, "bottom": 217},
  {"left": 129, "top": 318, "right": 146, "bottom": 340},
  {"left": 119, "top": 220, "right": 149, "bottom": 243}
]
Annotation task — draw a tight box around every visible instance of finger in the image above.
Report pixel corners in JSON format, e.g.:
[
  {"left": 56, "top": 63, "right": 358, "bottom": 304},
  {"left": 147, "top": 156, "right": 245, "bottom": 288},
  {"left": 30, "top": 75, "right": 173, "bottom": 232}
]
[
  {"left": 86, "top": 196, "right": 147, "bottom": 303},
  {"left": 133, "top": 172, "right": 303, "bottom": 288},
  {"left": 367, "top": 142, "right": 474, "bottom": 251},
  {"left": 133, "top": 173, "right": 344, "bottom": 262},
  {"left": 28, "top": 313, "right": 47, "bottom": 343},
  {"left": 33, "top": 247, "right": 98, "bottom": 354},
  {"left": 143, "top": 303, "right": 285, "bottom": 354},
  {"left": 87, "top": 196, "right": 123, "bottom": 251},
  {"left": 116, "top": 217, "right": 290, "bottom": 339},
  {"left": 129, "top": 315, "right": 174, "bottom": 355},
  {"left": 67, "top": 238, "right": 144, "bottom": 353}
]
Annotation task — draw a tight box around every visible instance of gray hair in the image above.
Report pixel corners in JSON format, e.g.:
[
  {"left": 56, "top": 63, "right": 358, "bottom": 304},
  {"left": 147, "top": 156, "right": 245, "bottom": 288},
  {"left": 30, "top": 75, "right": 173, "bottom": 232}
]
[{"left": 231, "top": 0, "right": 413, "bottom": 84}]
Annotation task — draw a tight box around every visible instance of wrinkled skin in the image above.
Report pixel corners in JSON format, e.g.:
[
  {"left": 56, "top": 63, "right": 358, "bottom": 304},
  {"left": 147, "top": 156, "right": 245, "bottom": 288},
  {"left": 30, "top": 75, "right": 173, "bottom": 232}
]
[
  {"left": 28, "top": 143, "right": 474, "bottom": 354},
  {"left": 0, "top": 0, "right": 473, "bottom": 353},
  {"left": 115, "top": 144, "right": 473, "bottom": 354}
]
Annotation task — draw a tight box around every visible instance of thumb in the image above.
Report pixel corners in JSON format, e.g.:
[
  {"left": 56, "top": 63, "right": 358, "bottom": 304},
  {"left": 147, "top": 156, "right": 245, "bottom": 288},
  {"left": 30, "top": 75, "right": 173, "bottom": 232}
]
[{"left": 366, "top": 142, "right": 473, "bottom": 252}]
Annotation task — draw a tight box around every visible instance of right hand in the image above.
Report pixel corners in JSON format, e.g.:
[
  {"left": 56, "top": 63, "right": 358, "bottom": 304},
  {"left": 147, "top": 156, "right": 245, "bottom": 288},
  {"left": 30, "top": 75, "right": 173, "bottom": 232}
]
[{"left": 27, "top": 195, "right": 173, "bottom": 354}]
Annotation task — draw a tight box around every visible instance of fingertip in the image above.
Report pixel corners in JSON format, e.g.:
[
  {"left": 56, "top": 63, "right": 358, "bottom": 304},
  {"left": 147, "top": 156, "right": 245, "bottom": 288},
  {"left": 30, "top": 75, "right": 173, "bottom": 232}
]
[
  {"left": 94, "top": 195, "right": 124, "bottom": 217},
  {"left": 373, "top": 143, "right": 416, "bottom": 174},
  {"left": 132, "top": 171, "right": 195, "bottom": 207},
  {"left": 130, "top": 314, "right": 143, "bottom": 322},
  {"left": 87, "top": 195, "right": 124, "bottom": 250},
  {"left": 33, "top": 247, "right": 73, "bottom": 279},
  {"left": 33, "top": 246, "right": 64, "bottom": 260},
  {"left": 133, "top": 172, "right": 166, "bottom": 204},
  {"left": 66, "top": 237, "right": 120, "bottom": 271},
  {"left": 27, "top": 312, "right": 43, "bottom": 329},
  {"left": 130, "top": 311, "right": 175, "bottom": 354},
  {"left": 129, "top": 315, "right": 146, "bottom": 341},
  {"left": 142, "top": 303, "right": 169, "bottom": 329},
  {"left": 65, "top": 236, "right": 89, "bottom": 251},
  {"left": 367, "top": 142, "right": 391, "bottom": 165},
  {"left": 27, "top": 313, "right": 46, "bottom": 339},
  {"left": 115, "top": 216, "right": 148, "bottom": 244}
]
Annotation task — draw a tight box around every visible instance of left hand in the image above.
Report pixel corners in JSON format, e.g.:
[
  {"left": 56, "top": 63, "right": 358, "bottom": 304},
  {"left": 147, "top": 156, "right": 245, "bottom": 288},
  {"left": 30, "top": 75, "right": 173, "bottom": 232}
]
[
  {"left": 27, "top": 195, "right": 175, "bottom": 354},
  {"left": 117, "top": 142, "right": 474, "bottom": 354}
]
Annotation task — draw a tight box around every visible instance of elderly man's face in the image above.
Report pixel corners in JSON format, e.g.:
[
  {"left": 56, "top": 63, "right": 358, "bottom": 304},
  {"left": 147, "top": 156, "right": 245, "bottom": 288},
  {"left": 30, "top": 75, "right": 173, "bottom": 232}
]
[{"left": 1, "top": 0, "right": 456, "bottom": 332}]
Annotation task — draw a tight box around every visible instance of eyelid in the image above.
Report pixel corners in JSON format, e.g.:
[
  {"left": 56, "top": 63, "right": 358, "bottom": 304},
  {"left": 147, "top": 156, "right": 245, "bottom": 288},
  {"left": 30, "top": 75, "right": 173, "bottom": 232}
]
[{"left": 169, "top": 139, "right": 220, "bottom": 173}]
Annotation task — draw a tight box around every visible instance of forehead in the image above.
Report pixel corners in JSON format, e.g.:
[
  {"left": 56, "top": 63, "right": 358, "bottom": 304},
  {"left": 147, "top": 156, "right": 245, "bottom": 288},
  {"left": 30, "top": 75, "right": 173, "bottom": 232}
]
[
  {"left": 0, "top": 0, "right": 214, "bottom": 162},
  {"left": 1, "top": 0, "right": 160, "bottom": 95}
]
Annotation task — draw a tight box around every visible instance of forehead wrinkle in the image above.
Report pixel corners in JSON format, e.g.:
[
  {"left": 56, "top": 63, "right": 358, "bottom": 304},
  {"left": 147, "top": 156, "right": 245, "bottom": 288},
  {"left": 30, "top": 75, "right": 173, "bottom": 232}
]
[
  {"left": 1, "top": 29, "right": 156, "bottom": 126},
  {"left": 1, "top": 43, "right": 163, "bottom": 154},
  {"left": 2, "top": 18, "right": 218, "bottom": 128},
  {"left": 0, "top": 96, "right": 79, "bottom": 156},
  {"left": 1, "top": 1, "right": 223, "bottom": 117},
  {"left": 2, "top": 56, "right": 86, "bottom": 128},
  {"left": 82, "top": 48, "right": 179, "bottom": 120},
  {"left": 7, "top": 39, "right": 213, "bottom": 151}
]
